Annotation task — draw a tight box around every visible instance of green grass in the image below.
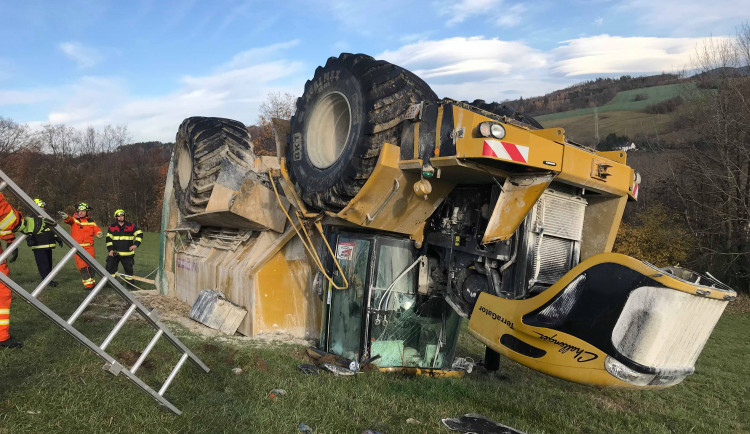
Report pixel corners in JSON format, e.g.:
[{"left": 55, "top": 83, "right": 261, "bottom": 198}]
[
  {"left": 1, "top": 234, "right": 748, "bottom": 433},
  {"left": 537, "top": 110, "right": 677, "bottom": 147},
  {"left": 536, "top": 83, "right": 694, "bottom": 123}
]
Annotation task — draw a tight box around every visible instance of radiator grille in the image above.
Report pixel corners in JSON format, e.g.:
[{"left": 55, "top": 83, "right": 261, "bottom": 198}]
[
  {"left": 533, "top": 236, "right": 574, "bottom": 285},
  {"left": 538, "top": 191, "right": 587, "bottom": 241},
  {"left": 528, "top": 189, "right": 587, "bottom": 288}
]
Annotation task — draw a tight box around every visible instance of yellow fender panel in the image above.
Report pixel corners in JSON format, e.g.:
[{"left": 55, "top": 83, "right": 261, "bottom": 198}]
[{"left": 468, "top": 253, "right": 734, "bottom": 388}]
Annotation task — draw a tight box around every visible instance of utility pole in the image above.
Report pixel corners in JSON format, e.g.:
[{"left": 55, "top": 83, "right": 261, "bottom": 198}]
[{"left": 594, "top": 106, "right": 600, "bottom": 145}]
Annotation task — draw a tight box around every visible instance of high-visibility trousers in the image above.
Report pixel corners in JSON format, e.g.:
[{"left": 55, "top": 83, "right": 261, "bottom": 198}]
[
  {"left": 0, "top": 260, "right": 11, "bottom": 342},
  {"left": 75, "top": 245, "right": 96, "bottom": 289},
  {"left": 106, "top": 254, "right": 135, "bottom": 281}
]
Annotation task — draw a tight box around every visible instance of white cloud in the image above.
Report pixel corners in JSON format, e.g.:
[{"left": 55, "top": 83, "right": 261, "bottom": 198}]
[
  {"left": 12, "top": 35, "right": 728, "bottom": 142},
  {"left": 495, "top": 3, "right": 526, "bottom": 27},
  {"left": 59, "top": 41, "right": 102, "bottom": 68},
  {"left": 552, "top": 34, "right": 725, "bottom": 76},
  {"left": 32, "top": 42, "right": 306, "bottom": 141},
  {"left": 618, "top": 0, "right": 750, "bottom": 36},
  {"left": 594, "top": 17, "right": 604, "bottom": 26},
  {"left": 434, "top": 0, "right": 525, "bottom": 27},
  {"left": 378, "top": 34, "right": 720, "bottom": 102},
  {"left": 222, "top": 40, "right": 300, "bottom": 70},
  {"left": 0, "top": 89, "right": 52, "bottom": 106},
  {"left": 437, "top": 0, "right": 502, "bottom": 26}
]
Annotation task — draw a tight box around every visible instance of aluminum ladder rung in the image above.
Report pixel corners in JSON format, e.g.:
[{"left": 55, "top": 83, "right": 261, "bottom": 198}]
[
  {"left": 100, "top": 304, "right": 137, "bottom": 350},
  {"left": 67, "top": 277, "right": 108, "bottom": 325},
  {"left": 32, "top": 247, "right": 78, "bottom": 298},
  {"left": 0, "top": 233, "right": 26, "bottom": 264},
  {"left": 0, "top": 168, "right": 210, "bottom": 415},
  {"left": 131, "top": 329, "right": 163, "bottom": 374},
  {"left": 159, "top": 353, "right": 189, "bottom": 396}
]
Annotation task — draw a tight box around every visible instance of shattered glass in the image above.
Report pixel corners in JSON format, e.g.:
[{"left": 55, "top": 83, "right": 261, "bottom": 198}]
[{"left": 369, "top": 244, "right": 461, "bottom": 369}]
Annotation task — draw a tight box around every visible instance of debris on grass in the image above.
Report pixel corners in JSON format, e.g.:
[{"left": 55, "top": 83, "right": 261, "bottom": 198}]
[
  {"left": 231, "top": 367, "right": 242, "bottom": 375},
  {"left": 406, "top": 418, "right": 421, "bottom": 425},
  {"left": 188, "top": 289, "right": 247, "bottom": 335},
  {"left": 442, "top": 413, "right": 526, "bottom": 434},
  {"left": 268, "top": 388, "right": 286, "bottom": 401},
  {"left": 297, "top": 363, "right": 319, "bottom": 375},
  {"left": 298, "top": 422, "right": 313, "bottom": 433},
  {"left": 320, "top": 363, "right": 355, "bottom": 376}
]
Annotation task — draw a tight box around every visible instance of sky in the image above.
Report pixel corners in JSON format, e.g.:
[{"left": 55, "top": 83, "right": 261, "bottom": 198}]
[{"left": 0, "top": 0, "right": 747, "bottom": 142}]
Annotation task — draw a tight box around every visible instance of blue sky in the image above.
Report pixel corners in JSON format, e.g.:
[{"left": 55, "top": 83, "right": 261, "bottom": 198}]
[{"left": 1, "top": 0, "right": 747, "bottom": 142}]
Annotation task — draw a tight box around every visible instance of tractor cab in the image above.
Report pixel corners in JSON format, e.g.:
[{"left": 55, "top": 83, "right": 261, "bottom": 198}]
[{"left": 319, "top": 228, "right": 462, "bottom": 373}]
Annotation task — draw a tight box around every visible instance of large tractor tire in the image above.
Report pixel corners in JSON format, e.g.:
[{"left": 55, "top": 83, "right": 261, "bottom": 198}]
[
  {"left": 288, "top": 53, "right": 438, "bottom": 212},
  {"left": 469, "top": 99, "right": 544, "bottom": 130},
  {"left": 173, "top": 117, "right": 256, "bottom": 216}
]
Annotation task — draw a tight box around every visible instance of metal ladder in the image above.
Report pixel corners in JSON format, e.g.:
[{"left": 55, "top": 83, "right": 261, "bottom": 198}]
[{"left": 0, "top": 169, "right": 210, "bottom": 415}]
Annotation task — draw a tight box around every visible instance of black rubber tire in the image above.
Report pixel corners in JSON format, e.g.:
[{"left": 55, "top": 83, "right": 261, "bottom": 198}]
[
  {"left": 288, "top": 53, "right": 438, "bottom": 211},
  {"left": 469, "top": 99, "right": 544, "bottom": 130},
  {"left": 173, "top": 117, "right": 256, "bottom": 216}
]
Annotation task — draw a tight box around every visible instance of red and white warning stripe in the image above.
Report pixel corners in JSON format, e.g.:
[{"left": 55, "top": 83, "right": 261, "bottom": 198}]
[
  {"left": 632, "top": 182, "right": 639, "bottom": 199},
  {"left": 482, "top": 140, "right": 529, "bottom": 164}
]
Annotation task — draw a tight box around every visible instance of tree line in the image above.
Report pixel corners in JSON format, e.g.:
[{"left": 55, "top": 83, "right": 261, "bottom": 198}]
[{"left": 0, "top": 120, "right": 172, "bottom": 231}]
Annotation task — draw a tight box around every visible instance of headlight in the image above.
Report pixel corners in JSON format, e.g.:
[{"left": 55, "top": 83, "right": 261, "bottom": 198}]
[
  {"left": 478, "top": 122, "right": 506, "bottom": 139},
  {"left": 604, "top": 356, "right": 689, "bottom": 387}
]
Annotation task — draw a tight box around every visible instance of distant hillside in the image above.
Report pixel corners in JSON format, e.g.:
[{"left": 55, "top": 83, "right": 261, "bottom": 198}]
[
  {"left": 503, "top": 73, "right": 683, "bottom": 117},
  {"left": 535, "top": 83, "right": 692, "bottom": 122}
]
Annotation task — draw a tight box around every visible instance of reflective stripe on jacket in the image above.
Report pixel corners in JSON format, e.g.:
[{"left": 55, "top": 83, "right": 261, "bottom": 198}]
[
  {"left": 0, "top": 193, "right": 20, "bottom": 243},
  {"left": 64, "top": 214, "right": 102, "bottom": 246},
  {"left": 28, "top": 225, "right": 58, "bottom": 250},
  {"left": 107, "top": 220, "right": 142, "bottom": 255}
]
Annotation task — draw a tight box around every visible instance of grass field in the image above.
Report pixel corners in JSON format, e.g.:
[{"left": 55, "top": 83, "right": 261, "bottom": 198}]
[
  {"left": 1, "top": 233, "right": 748, "bottom": 433},
  {"left": 536, "top": 83, "right": 694, "bottom": 123},
  {"left": 537, "top": 110, "right": 677, "bottom": 147}
]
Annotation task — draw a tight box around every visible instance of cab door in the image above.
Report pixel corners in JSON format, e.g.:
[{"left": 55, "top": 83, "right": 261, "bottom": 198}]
[{"left": 324, "top": 234, "right": 371, "bottom": 362}]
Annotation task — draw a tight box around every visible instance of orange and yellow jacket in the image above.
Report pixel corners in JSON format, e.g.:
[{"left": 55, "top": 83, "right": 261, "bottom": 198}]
[
  {"left": 64, "top": 214, "right": 103, "bottom": 247},
  {"left": 0, "top": 193, "right": 21, "bottom": 245}
]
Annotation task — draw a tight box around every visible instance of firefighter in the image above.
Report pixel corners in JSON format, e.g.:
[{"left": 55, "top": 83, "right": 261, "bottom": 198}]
[
  {"left": 106, "top": 209, "right": 142, "bottom": 283},
  {"left": 59, "top": 203, "right": 103, "bottom": 290},
  {"left": 1, "top": 192, "right": 48, "bottom": 348},
  {"left": 27, "top": 199, "right": 63, "bottom": 287}
]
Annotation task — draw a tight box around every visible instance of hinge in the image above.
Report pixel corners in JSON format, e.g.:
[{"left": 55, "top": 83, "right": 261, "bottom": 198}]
[
  {"left": 450, "top": 127, "right": 465, "bottom": 144},
  {"left": 591, "top": 160, "right": 613, "bottom": 181}
]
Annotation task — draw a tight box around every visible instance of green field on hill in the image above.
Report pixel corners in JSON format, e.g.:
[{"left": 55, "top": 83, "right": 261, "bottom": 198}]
[
  {"left": 539, "top": 110, "right": 677, "bottom": 146},
  {"left": 536, "top": 83, "right": 694, "bottom": 123}
]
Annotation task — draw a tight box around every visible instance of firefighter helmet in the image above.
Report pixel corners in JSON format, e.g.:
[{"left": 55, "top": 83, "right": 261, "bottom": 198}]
[
  {"left": 76, "top": 202, "right": 91, "bottom": 211},
  {"left": 34, "top": 198, "right": 46, "bottom": 208},
  {"left": 114, "top": 209, "right": 125, "bottom": 218}
]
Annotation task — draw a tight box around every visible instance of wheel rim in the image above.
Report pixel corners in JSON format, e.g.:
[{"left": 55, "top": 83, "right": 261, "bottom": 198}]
[
  {"left": 306, "top": 91, "right": 351, "bottom": 169},
  {"left": 176, "top": 141, "right": 192, "bottom": 190}
]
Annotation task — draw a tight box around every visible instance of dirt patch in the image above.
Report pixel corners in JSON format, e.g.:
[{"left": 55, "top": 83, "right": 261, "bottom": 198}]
[
  {"left": 726, "top": 293, "right": 750, "bottom": 314},
  {"left": 115, "top": 350, "right": 154, "bottom": 370},
  {"left": 254, "top": 356, "right": 269, "bottom": 372},
  {"left": 592, "top": 395, "right": 628, "bottom": 412},
  {"left": 224, "top": 348, "right": 237, "bottom": 366}
]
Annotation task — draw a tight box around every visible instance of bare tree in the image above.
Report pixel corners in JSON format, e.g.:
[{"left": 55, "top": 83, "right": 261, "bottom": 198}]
[
  {"left": 671, "top": 25, "right": 750, "bottom": 290},
  {"left": 0, "top": 117, "right": 32, "bottom": 155},
  {"left": 40, "top": 123, "right": 78, "bottom": 157},
  {"left": 250, "top": 92, "right": 297, "bottom": 156}
]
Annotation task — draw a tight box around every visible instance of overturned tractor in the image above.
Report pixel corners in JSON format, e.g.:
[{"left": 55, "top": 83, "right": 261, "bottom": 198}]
[{"left": 159, "top": 53, "right": 736, "bottom": 387}]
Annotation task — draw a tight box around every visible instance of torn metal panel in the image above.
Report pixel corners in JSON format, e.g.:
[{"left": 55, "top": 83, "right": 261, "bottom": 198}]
[{"left": 189, "top": 289, "right": 247, "bottom": 335}]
